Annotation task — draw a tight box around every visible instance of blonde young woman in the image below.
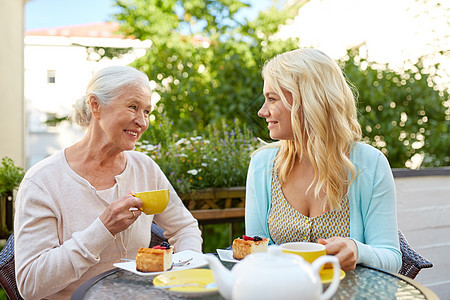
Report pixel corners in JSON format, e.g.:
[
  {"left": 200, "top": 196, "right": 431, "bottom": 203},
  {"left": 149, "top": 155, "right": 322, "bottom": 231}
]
[{"left": 245, "top": 48, "right": 401, "bottom": 273}]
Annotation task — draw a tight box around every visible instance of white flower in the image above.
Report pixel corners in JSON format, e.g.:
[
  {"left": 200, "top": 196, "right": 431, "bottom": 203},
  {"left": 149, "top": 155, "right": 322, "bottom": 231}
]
[
  {"left": 187, "top": 169, "right": 198, "bottom": 175},
  {"left": 201, "top": 163, "right": 208, "bottom": 167},
  {"left": 141, "top": 144, "right": 157, "bottom": 151},
  {"left": 190, "top": 136, "right": 203, "bottom": 141},
  {"left": 175, "top": 138, "right": 190, "bottom": 146}
]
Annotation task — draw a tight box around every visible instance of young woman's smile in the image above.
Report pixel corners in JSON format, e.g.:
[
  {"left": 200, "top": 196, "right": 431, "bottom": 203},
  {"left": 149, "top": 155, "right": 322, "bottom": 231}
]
[{"left": 258, "top": 83, "right": 294, "bottom": 141}]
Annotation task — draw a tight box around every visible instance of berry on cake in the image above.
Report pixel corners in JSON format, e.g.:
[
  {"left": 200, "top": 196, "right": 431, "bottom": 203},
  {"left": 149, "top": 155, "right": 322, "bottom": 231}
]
[
  {"left": 232, "top": 235, "right": 269, "bottom": 260},
  {"left": 136, "top": 241, "right": 174, "bottom": 272}
]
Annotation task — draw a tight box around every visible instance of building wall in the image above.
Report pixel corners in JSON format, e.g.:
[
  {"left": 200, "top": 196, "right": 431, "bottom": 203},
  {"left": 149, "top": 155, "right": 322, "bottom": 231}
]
[
  {"left": 394, "top": 169, "right": 450, "bottom": 299},
  {"left": 24, "top": 35, "right": 149, "bottom": 168},
  {"left": 0, "top": 0, "right": 25, "bottom": 167}
]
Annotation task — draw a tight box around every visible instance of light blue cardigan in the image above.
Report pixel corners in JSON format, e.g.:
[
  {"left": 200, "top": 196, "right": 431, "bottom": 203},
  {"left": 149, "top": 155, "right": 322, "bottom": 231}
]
[{"left": 245, "top": 142, "right": 402, "bottom": 273}]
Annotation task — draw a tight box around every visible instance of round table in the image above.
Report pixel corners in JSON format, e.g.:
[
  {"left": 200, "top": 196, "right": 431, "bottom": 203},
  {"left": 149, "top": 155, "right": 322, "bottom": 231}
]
[{"left": 72, "top": 262, "right": 438, "bottom": 299}]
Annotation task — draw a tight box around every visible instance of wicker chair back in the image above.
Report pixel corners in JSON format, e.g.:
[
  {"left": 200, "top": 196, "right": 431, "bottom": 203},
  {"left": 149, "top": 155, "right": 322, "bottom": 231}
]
[
  {"left": 0, "top": 233, "right": 22, "bottom": 300},
  {"left": 398, "top": 230, "right": 433, "bottom": 279}
]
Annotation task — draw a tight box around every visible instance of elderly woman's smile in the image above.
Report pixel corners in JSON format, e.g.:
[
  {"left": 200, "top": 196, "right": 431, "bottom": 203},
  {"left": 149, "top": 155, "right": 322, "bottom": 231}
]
[{"left": 125, "top": 130, "right": 138, "bottom": 137}]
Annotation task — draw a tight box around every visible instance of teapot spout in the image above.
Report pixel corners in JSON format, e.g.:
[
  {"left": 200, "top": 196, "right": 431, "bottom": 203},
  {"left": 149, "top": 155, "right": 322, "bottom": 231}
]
[{"left": 204, "top": 254, "right": 234, "bottom": 300}]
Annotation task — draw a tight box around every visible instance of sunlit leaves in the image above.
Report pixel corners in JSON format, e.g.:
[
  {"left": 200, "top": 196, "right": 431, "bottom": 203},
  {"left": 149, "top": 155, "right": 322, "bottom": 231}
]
[
  {"left": 113, "top": 0, "right": 299, "bottom": 135},
  {"left": 342, "top": 48, "right": 449, "bottom": 168}
]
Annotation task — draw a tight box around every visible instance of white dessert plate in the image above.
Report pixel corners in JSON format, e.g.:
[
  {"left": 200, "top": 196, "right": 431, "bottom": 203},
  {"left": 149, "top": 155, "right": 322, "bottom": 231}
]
[
  {"left": 113, "top": 250, "right": 208, "bottom": 276},
  {"left": 216, "top": 249, "right": 240, "bottom": 263}
]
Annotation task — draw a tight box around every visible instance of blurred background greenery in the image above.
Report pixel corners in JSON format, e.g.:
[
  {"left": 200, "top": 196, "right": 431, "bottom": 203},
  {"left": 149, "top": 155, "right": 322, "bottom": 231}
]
[{"left": 113, "top": 0, "right": 449, "bottom": 170}]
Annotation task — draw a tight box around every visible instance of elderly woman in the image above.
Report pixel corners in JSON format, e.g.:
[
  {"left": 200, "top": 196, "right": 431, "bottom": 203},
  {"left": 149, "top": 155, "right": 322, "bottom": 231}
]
[
  {"left": 14, "top": 66, "right": 202, "bottom": 299},
  {"left": 245, "top": 48, "right": 401, "bottom": 273}
]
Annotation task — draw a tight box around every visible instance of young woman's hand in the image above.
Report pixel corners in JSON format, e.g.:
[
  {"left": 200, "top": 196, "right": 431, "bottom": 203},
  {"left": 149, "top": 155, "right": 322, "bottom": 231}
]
[
  {"left": 100, "top": 193, "right": 143, "bottom": 236},
  {"left": 318, "top": 237, "right": 358, "bottom": 271}
]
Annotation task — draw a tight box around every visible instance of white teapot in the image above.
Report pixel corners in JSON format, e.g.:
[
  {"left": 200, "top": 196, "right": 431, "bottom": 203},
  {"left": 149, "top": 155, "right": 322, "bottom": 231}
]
[{"left": 205, "top": 245, "right": 341, "bottom": 300}]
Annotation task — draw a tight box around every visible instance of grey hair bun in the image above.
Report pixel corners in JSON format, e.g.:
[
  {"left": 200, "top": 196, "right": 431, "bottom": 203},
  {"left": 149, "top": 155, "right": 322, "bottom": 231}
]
[{"left": 71, "top": 95, "right": 91, "bottom": 128}]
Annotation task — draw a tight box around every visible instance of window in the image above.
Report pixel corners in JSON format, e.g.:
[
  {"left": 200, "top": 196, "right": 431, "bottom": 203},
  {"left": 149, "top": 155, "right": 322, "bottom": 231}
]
[{"left": 47, "top": 70, "right": 56, "bottom": 84}]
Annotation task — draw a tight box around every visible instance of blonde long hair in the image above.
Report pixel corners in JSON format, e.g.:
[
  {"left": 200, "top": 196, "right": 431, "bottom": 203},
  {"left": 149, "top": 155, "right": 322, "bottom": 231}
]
[{"left": 261, "top": 48, "right": 362, "bottom": 210}]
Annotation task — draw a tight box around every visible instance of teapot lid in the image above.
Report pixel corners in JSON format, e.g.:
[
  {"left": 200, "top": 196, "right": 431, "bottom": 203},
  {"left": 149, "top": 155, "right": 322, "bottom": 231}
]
[{"left": 243, "top": 245, "right": 305, "bottom": 268}]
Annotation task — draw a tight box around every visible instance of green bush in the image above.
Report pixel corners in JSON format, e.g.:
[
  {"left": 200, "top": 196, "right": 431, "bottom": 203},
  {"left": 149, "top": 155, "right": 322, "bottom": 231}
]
[
  {"left": 114, "top": 0, "right": 300, "bottom": 134},
  {"left": 136, "top": 118, "right": 261, "bottom": 194},
  {"left": 0, "top": 157, "right": 24, "bottom": 196},
  {"left": 341, "top": 48, "right": 450, "bottom": 168}
]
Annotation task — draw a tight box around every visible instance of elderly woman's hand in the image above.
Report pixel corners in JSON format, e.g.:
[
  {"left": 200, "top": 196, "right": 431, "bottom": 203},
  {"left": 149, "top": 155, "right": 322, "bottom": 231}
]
[
  {"left": 318, "top": 237, "right": 358, "bottom": 271},
  {"left": 99, "top": 194, "right": 143, "bottom": 236}
]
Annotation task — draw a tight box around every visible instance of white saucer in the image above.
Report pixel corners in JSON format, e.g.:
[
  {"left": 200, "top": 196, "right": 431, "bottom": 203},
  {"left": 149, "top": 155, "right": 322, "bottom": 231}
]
[{"left": 113, "top": 250, "right": 208, "bottom": 276}]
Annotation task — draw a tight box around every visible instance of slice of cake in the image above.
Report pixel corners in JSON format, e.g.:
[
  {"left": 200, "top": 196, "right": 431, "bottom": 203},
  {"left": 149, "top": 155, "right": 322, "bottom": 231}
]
[
  {"left": 136, "top": 242, "right": 173, "bottom": 272},
  {"left": 232, "top": 235, "right": 269, "bottom": 260}
]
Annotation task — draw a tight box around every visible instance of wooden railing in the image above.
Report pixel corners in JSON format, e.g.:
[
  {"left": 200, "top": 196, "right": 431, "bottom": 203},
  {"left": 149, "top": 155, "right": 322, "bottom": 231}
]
[{"left": 180, "top": 186, "right": 246, "bottom": 224}]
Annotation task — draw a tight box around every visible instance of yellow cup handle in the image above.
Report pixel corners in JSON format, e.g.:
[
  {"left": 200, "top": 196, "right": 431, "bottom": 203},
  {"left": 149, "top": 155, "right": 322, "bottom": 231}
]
[{"left": 130, "top": 193, "right": 144, "bottom": 212}]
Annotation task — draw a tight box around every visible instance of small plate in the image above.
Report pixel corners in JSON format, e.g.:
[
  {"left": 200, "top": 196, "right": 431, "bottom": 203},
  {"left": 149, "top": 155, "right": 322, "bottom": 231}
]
[
  {"left": 113, "top": 250, "right": 207, "bottom": 276},
  {"left": 153, "top": 269, "right": 218, "bottom": 296},
  {"left": 216, "top": 249, "right": 240, "bottom": 263},
  {"left": 319, "top": 268, "right": 346, "bottom": 284}
]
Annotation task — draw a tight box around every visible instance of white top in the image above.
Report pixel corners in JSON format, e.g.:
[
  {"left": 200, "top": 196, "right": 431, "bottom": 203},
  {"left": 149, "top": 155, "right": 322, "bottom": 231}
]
[{"left": 14, "top": 150, "right": 202, "bottom": 299}]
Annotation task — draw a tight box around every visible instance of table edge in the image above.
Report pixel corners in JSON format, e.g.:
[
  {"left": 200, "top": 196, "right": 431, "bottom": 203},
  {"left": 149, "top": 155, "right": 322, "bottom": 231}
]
[
  {"left": 71, "top": 264, "right": 439, "bottom": 300},
  {"left": 361, "top": 264, "right": 439, "bottom": 300},
  {"left": 71, "top": 268, "right": 120, "bottom": 300}
]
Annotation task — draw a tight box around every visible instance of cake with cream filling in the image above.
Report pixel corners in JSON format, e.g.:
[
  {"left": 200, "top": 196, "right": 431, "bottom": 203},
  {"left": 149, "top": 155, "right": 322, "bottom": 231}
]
[
  {"left": 136, "top": 242, "right": 173, "bottom": 272},
  {"left": 232, "top": 235, "right": 269, "bottom": 260}
]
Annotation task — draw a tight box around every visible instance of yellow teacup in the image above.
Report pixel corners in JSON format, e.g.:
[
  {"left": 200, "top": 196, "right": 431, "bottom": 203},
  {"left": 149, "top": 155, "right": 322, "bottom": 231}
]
[
  {"left": 280, "top": 242, "right": 327, "bottom": 269},
  {"left": 133, "top": 189, "right": 169, "bottom": 215}
]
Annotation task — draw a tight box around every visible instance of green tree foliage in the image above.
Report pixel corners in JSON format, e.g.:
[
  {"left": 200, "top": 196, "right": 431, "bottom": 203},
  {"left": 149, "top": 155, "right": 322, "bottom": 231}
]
[
  {"left": 341, "top": 48, "right": 449, "bottom": 168},
  {"left": 113, "top": 1, "right": 449, "bottom": 168},
  {"left": 113, "top": 0, "right": 301, "bottom": 134}
]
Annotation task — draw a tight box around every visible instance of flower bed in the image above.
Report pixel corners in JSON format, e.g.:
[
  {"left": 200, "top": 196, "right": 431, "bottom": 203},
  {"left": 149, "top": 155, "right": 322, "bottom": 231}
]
[{"left": 135, "top": 118, "right": 261, "bottom": 195}]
